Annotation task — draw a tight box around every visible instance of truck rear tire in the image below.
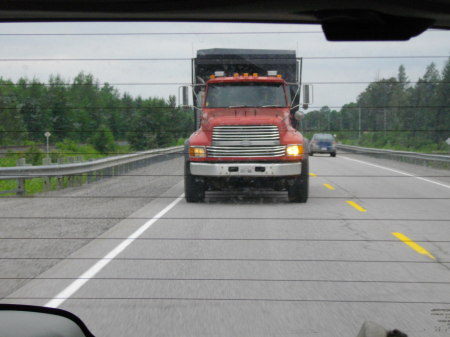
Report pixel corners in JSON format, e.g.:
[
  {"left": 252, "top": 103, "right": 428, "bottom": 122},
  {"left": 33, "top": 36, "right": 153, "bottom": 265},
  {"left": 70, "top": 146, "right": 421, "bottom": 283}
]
[
  {"left": 184, "top": 161, "right": 205, "bottom": 202},
  {"left": 288, "top": 159, "right": 309, "bottom": 203}
]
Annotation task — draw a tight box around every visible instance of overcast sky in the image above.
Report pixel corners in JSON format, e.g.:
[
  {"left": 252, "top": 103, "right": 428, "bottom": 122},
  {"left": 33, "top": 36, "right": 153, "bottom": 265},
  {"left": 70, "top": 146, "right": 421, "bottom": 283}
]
[{"left": 0, "top": 22, "right": 449, "bottom": 110}]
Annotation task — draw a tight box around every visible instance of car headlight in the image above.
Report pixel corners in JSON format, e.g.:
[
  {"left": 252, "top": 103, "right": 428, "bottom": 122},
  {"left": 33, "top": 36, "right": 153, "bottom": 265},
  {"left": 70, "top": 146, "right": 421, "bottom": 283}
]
[
  {"left": 189, "top": 146, "right": 206, "bottom": 158},
  {"left": 286, "top": 144, "right": 303, "bottom": 156}
]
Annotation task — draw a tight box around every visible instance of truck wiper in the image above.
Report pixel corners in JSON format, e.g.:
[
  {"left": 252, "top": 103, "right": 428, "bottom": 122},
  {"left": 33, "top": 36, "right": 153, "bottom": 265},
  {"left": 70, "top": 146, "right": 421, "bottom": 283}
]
[
  {"left": 228, "top": 105, "right": 250, "bottom": 108},
  {"left": 261, "top": 105, "right": 283, "bottom": 108}
]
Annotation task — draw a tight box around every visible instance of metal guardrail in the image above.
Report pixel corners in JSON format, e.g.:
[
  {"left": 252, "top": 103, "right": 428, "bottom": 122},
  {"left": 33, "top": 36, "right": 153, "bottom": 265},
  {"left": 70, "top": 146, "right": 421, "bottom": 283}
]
[
  {"left": 0, "top": 146, "right": 183, "bottom": 195},
  {"left": 337, "top": 144, "right": 450, "bottom": 169}
]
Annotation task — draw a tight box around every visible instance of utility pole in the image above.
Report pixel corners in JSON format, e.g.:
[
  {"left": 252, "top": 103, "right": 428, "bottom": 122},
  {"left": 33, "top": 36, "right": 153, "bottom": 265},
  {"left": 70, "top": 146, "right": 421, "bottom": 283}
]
[
  {"left": 328, "top": 112, "right": 331, "bottom": 132},
  {"left": 384, "top": 108, "right": 387, "bottom": 137},
  {"left": 358, "top": 107, "right": 361, "bottom": 143}
]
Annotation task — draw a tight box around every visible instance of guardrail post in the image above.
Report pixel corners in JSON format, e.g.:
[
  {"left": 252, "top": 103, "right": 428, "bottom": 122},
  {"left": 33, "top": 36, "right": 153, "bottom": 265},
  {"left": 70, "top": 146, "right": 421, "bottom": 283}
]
[
  {"left": 57, "top": 176, "right": 64, "bottom": 189},
  {"left": 87, "top": 171, "right": 94, "bottom": 184},
  {"left": 56, "top": 157, "right": 63, "bottom": 190},
  {"left": 57, "top": 158, "right": 64, "bottom": 189},
  {"left": 42, "top": 157, "right": 52, "bottom": 192},
  {"left": 16, "top": 158, "right": 27, "bottom": 196},
  {"left": 74, "top": 157, "right": 82, "bottom": 186}
]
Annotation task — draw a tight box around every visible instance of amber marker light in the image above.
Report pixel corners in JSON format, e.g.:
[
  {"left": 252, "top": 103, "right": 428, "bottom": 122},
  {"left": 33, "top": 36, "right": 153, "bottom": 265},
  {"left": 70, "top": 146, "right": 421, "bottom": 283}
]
[{"left": 189, "top": 146, "right": 207, "bottom": 158}]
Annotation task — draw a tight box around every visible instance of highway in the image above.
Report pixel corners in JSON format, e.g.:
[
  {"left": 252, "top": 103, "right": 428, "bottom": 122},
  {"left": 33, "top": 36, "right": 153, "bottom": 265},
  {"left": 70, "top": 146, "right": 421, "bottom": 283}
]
[{"left": 1, "top": 152, "right": 450, "bottom": 336}]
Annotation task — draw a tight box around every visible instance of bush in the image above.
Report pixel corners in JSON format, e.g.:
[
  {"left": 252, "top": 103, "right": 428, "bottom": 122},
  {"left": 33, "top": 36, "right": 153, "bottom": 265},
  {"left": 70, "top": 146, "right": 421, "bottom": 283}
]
[
  {"left": 91, "top": 124, "right": 116, "bottom": 154},
  {"left": 50, "top": 149, "right": 63, "bottom": 163},
  {"left": 24, "top": 144, "right": 44, "bottom": 165},
  {"left": 56, "top": 139, "right": 79, "bottom": 153}
]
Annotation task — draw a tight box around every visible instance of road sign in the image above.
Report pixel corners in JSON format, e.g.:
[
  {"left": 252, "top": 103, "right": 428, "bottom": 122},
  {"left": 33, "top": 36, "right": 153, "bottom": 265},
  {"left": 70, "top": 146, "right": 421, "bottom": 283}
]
[
  {"left": 446, "top": 138, "right": 450, "bottom": 145},
  {"left": 44, "top": 132, "right": 51, "bottom": 138}
]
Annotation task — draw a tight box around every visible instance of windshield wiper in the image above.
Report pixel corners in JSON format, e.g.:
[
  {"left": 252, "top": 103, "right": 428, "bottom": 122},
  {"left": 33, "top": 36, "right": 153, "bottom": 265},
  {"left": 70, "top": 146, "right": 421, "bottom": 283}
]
[
  {"left": 261, "top": 105, "right": 283, "bottom": 108},
  {"left": 228, "top": 105, "right": 250, "bottom": 108}
]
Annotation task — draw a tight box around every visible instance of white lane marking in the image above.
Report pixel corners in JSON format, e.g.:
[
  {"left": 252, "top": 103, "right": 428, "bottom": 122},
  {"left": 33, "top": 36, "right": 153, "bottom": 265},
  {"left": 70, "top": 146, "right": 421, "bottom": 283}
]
[
  {"left": 341, "top": 156, "right": 450, "bottom": 190},
  {"left": 46, "top": 194, "right": 184, "bottom": 308}
]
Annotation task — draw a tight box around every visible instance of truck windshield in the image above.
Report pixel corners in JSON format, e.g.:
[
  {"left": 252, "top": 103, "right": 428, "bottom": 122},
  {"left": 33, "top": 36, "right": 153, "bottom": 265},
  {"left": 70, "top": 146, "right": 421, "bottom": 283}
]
[{"left": 205, "top": 82, "right": 287, "bottom": 108}]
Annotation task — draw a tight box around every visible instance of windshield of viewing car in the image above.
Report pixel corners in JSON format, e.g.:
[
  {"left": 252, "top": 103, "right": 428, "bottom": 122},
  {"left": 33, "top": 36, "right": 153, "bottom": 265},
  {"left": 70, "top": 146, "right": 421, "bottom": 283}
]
[
  {"left": 0, "top": 21, "right": 449, "bottom": 337},
  {"left": 205, "top": 82, "right": 287, "bottom": 108}
]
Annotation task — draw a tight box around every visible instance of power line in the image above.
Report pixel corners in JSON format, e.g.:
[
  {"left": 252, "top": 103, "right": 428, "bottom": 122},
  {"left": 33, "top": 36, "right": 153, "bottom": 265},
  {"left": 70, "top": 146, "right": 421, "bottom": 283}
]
[
  {"left": 0, "top": 81, "right": 449, "bottom": 86},
  {"left": 0, "top": 276, "right": 448, "bottom": 285},
  {"left": 1, "top": 237, "right": 449, "bottom": 243},
  {"left": 0, "top": 257, "right": 444, "bottom": 263},
  {"left": 0, "top": 217, "right": 446, "bottom": 222},
  {"left": 5, "top": 296, "right": 450, "bottom": 305},
  {"left": 0, "top": 31, "right": 324, "bottom": 36},
  {"left": 0, "top": 56, "right": 447, "bottom": 62},
  {"left": 0, "top": 129, "right": 449, "bottom": 133},
  {"left": 0, "top": 175, "right": 448, "bottom": 179},
  {"left": 0, "top": 196, "right": 448, "bottom": 200},
  {"left": 0, "top": 29, "right": 447, "bottom": 37}
]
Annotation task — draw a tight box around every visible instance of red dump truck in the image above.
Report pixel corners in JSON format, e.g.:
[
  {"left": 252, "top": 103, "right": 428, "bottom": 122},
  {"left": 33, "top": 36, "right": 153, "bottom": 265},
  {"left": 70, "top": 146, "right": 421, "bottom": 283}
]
[{"left": 181, "top": 48, "right": 312, "bottom": 202}]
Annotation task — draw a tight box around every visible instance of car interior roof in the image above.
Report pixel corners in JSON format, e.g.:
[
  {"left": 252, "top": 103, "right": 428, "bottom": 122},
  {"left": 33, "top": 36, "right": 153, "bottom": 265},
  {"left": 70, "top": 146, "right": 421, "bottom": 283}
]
[{"left": 0, "top": 0, "right": 449, "bottom": 41}]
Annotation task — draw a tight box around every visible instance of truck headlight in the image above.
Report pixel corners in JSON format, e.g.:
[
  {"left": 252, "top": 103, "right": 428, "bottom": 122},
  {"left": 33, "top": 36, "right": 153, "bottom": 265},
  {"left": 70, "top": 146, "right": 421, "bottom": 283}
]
[
  {"left": 286, "top": 145, "right": 303, "bottom": 156},
  {"left": 189, "top": 146, "right": 207, "bottom": 158}
]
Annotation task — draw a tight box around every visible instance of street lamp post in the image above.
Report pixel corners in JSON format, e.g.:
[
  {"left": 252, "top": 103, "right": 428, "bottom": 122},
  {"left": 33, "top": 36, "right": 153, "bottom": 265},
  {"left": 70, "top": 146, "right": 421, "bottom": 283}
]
[{"left": 44, "top": 132, "right": 51, "bottom": 159}]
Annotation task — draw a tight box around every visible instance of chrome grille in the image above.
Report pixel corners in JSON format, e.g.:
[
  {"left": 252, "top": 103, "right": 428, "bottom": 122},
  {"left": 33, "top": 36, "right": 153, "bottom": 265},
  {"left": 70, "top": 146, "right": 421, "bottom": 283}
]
[
  {"left": 207, "top": 145, "right": 285, "bottom": 158},
  {"left": 212, "top": 125, "right": 280, "bottom": 146}
]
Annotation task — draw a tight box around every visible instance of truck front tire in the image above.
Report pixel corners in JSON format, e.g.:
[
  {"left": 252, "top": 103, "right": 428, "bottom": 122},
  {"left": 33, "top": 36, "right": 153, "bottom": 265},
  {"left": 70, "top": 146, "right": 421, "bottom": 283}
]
[
  {"left": 287, "top": 159, "right": 309, "bottom": 203},
  {"left": 184, "top": 161, "right": 205, "bottom": 202}
]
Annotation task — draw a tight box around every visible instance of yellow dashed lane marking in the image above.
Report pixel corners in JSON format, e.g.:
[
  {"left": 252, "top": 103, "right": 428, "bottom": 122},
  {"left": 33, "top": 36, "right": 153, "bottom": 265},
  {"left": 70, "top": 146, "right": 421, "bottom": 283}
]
[
  {"left": 323, "top": 184, "right": 335, "bottom": 190},
  {"left": 309, "top": 173, "right": 317, "bottom": 177},
  {"left": 346, "top": 200, "right": 367, "bottom": 212},
  {"left": 392, "top": 232, "right": 436, "bottom": 260}
]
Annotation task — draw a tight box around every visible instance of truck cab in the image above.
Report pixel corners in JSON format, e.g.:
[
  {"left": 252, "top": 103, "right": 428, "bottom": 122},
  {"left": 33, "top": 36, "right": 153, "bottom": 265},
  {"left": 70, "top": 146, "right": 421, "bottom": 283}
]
[{"left": 183, "top": 49, "right": 310, "bottom": 203}]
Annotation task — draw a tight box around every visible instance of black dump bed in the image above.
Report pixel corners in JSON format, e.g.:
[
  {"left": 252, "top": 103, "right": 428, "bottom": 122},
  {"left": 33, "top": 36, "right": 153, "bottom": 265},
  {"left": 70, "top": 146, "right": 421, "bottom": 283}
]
[{"left": 194, "top": 48, "right": 298, "bottom": 84}]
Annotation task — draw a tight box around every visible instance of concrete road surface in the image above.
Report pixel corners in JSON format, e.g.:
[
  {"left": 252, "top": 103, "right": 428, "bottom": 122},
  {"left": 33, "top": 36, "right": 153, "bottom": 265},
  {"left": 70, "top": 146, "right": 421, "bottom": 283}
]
[{"left": 1, "top": 152, "right": 450, "bottom": 337}]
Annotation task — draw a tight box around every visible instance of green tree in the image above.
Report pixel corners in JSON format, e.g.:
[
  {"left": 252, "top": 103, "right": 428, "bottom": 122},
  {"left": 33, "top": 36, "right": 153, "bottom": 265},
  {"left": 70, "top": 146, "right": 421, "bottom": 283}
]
[
  {"left": 434, "top": 58, "right": 450, "bottom": 142},
  {"left": 0, "top": 78, "right": 27, "bottom": 145},
  {"left": 48, "top": 75, "right": 70, "bottom": 141}
]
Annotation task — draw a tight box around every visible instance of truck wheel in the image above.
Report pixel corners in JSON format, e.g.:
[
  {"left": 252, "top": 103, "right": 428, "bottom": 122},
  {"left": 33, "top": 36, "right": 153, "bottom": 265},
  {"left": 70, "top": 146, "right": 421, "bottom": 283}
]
[
  {"left": 184, "top": 161, "right": 205, "bottom": 202},
  {"left": 288, "top": 159, "right": 309, "bottom": 203},
  {"left": 331, "top": 152, "right": 336, "bottom": 157},
  {"left": 309, "top": 152, "right": 313, "bottom": 156}
]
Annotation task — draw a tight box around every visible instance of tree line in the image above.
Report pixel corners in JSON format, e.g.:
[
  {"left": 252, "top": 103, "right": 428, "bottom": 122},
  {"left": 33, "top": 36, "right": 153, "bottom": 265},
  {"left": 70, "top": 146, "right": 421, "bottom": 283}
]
[
  {"left": 303, "top": 57, "right": 450, "bottom": 151},
  {"left": 0, "top": 72, "right": 194, "bottom": 152}
]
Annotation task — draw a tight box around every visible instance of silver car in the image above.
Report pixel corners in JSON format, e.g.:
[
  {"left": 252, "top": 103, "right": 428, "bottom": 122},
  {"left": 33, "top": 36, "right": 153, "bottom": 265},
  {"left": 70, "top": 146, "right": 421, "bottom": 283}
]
[{"left": 309, "top": 133, "right": 337, "bottom": 157}]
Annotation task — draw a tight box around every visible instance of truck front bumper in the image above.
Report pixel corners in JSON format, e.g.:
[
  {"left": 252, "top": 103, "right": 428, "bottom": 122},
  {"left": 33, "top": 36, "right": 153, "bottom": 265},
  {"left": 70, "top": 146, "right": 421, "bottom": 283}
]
[{"left": 190, "top": 162, "right": 301, "bottom": 177}]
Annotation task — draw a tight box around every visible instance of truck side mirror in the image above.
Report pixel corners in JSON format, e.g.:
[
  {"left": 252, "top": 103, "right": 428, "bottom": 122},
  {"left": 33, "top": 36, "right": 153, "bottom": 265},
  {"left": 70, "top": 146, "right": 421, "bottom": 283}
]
[
  {"left": 294, "top": 110, "right": 305, "bottom": 121},
  {"left": 197, "top": 90, "right": 205, "bottom": 107},
  {"left": 178, "top": 86, "right": 189, "bottom": 108},
  {"left": 302, "top": 84, "right": 313, "bottom": 109}
]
